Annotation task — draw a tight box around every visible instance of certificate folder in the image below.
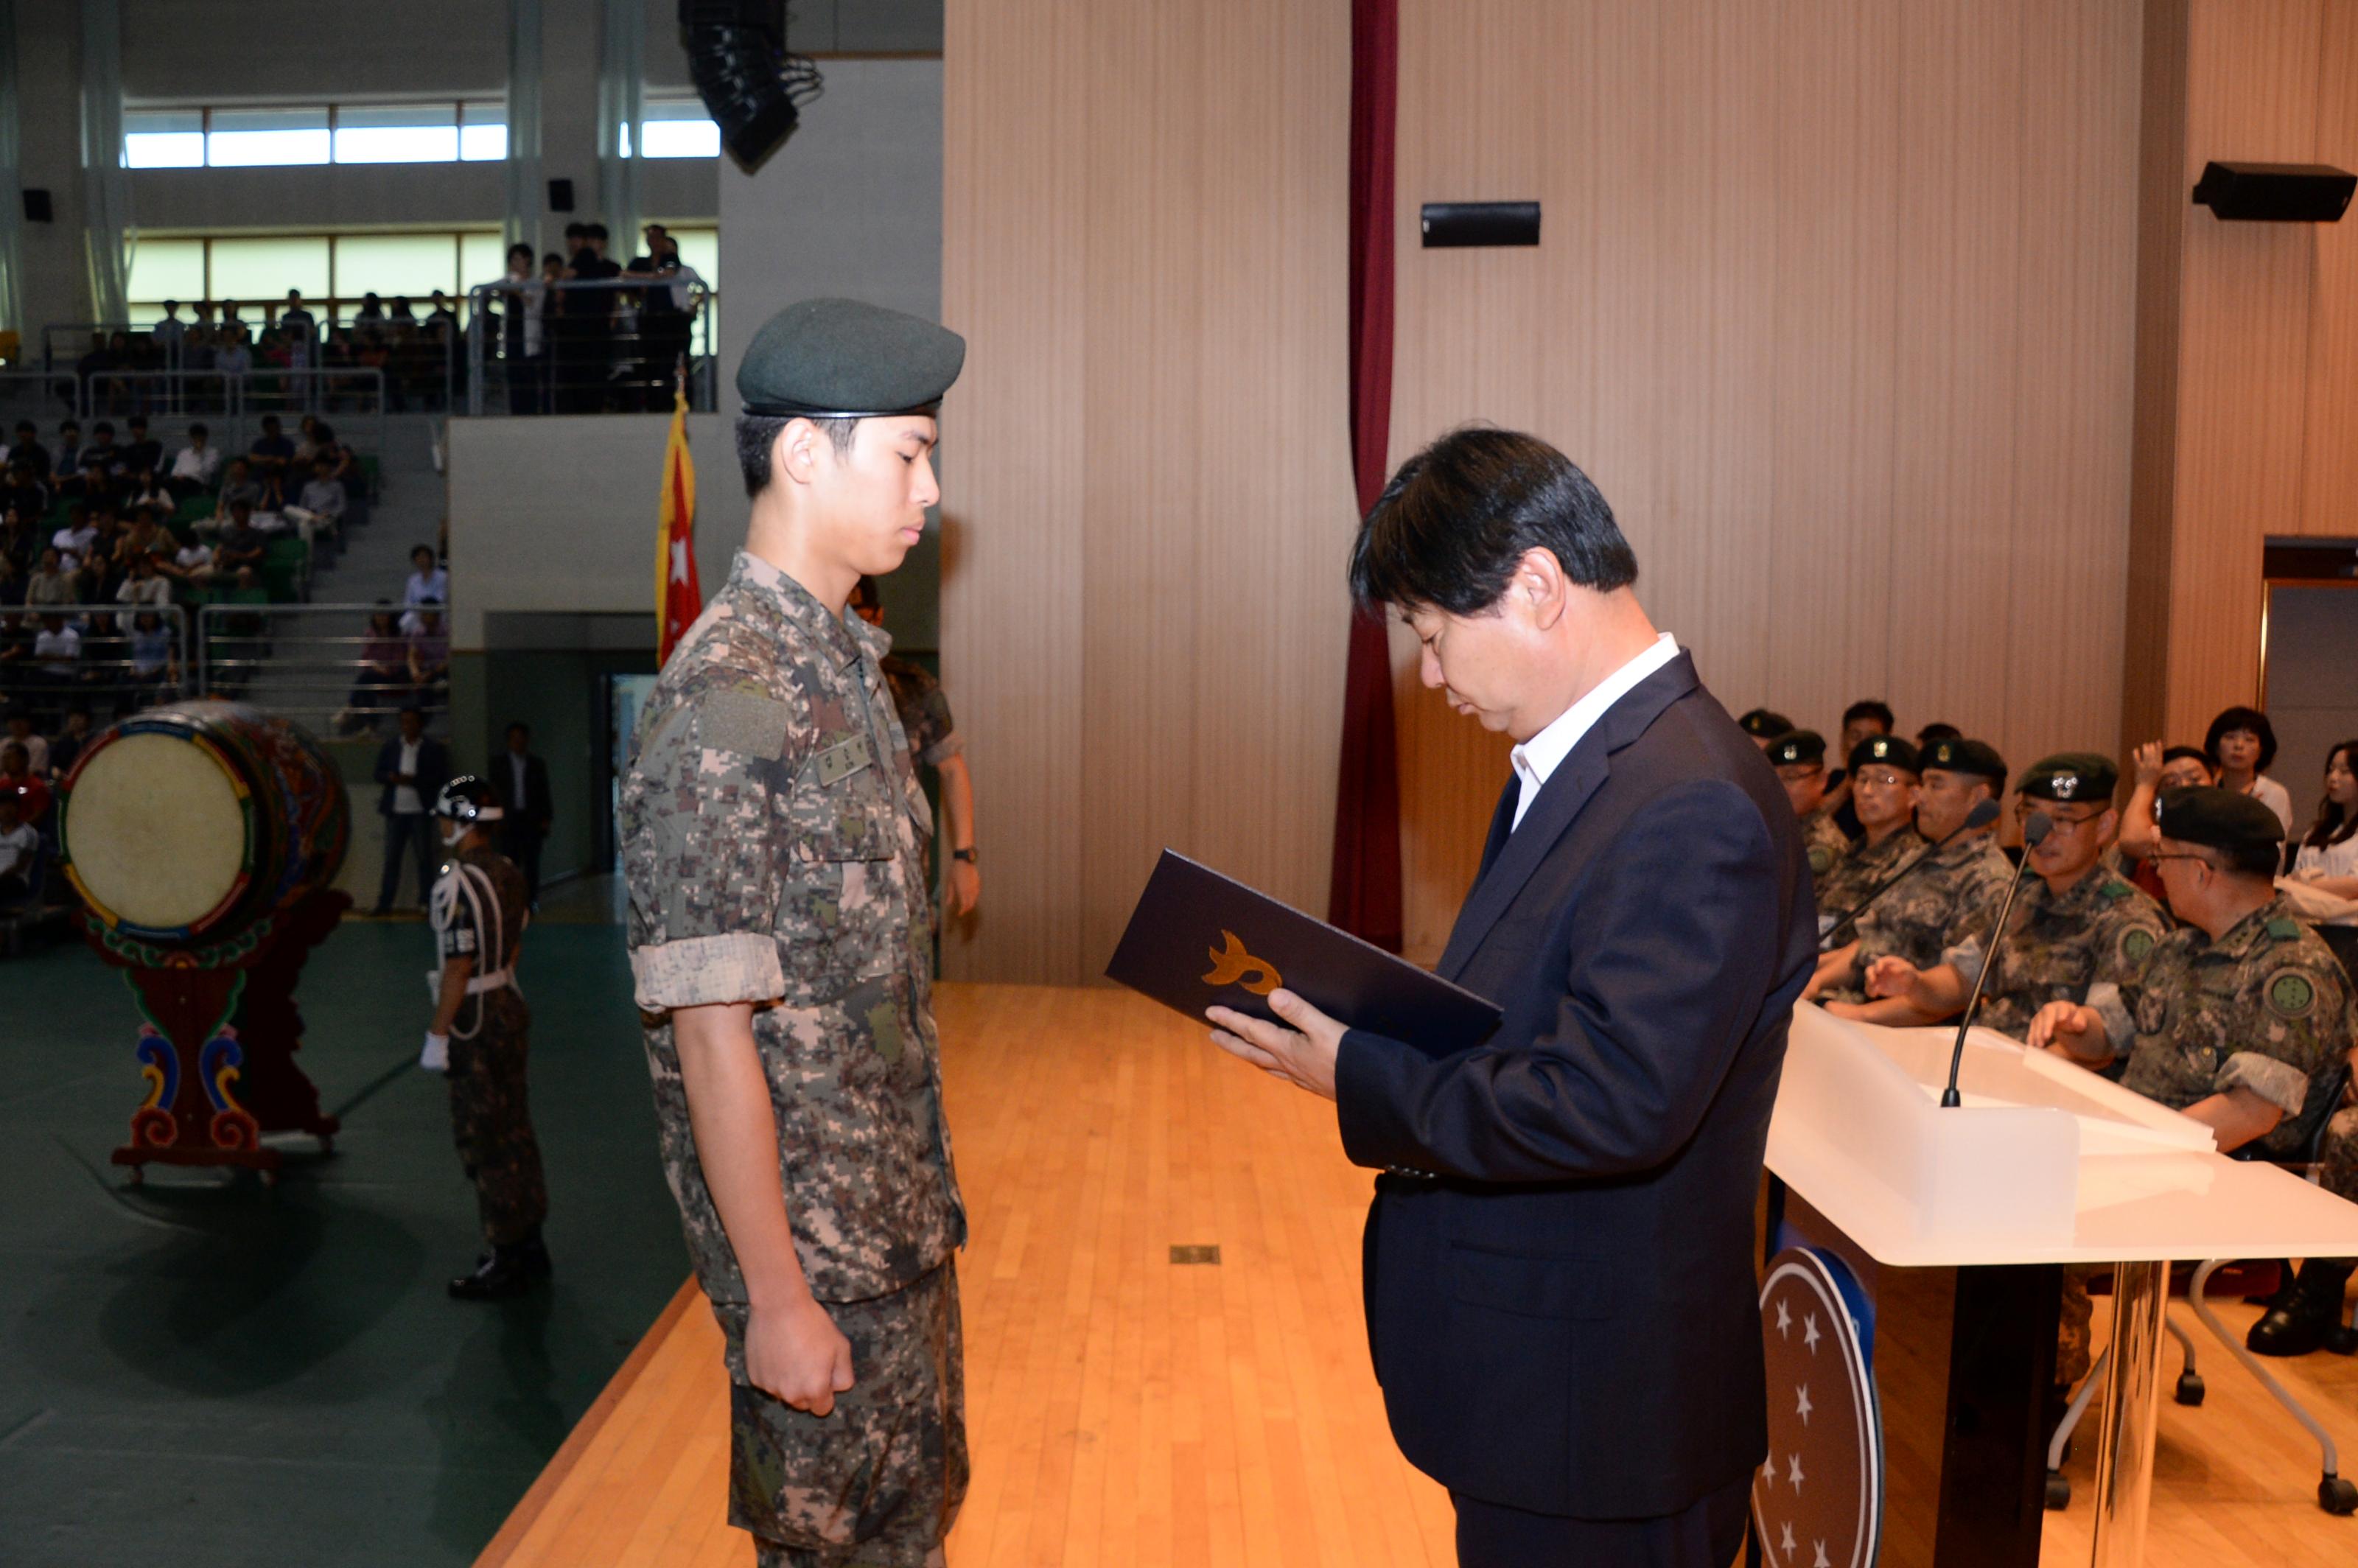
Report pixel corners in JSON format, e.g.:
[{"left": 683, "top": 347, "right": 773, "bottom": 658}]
[{"left": 1105, "top": 850, "right": 1503, "bottom": 1057}]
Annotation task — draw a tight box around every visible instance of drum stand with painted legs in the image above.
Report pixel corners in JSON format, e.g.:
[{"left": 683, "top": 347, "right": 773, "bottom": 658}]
[{"left": 94, "top": 886, "right": 349, "bottom": 1185}]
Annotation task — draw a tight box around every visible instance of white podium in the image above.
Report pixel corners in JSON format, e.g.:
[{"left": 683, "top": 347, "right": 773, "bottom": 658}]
[{"left": 1763, "top": 1003, "right": 2358, "bottom": 1567}]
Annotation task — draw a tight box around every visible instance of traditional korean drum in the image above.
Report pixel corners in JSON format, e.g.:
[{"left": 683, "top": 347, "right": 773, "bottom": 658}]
[{"left": 59, "top": 701, "right": 349, "bottom": 946}]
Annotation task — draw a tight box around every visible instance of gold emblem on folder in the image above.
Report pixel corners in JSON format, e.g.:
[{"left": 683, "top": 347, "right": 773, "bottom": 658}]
[{"left": 1203, "top": 930, "right": 1282, "bottom": 995}]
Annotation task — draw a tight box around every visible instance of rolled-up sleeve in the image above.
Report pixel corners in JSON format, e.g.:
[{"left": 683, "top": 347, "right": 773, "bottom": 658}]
[
  {"left": 2219, "top": 1050, "right": 2312, "bottom": 1117},
  {"left": 623, "top": 676, "right": 791, "bottom": 1011}
]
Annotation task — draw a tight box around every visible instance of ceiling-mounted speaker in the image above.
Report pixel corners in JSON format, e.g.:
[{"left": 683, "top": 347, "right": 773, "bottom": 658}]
[
  {"left": 2191, "top": 161, "right": 2357, "bottom": 222},
  {"left": 547, "top": 178, "right": 575, "bottom": 213},
  {"left": 1420, "top": 201, "right": 1542, "bottom": 248},
  {"left": 679, "top": 0, "right": 824, "bottom": 172}
]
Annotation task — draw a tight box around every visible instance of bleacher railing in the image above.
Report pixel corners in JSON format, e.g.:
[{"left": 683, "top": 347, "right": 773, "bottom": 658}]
[
  {"left": 464, "top": 277, "right": 716, "bottom": 416},
  {"left": 38, "top": 366, "right": 388, "bottom": 455},
  {"left": 0, "top": 602, "right": 191, "bottom": 721},
  {"left": 195, "top": 601, "right": 447, "bottom": 737}
]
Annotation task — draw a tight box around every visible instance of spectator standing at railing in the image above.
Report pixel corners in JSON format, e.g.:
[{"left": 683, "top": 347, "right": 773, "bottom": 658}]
[
  {"left": 215, "top": 327, "right": 252, "bottom": 383},
  {"left": 221, "top": 301, "right": 245, "bottom": 335},
  {"left": 169, "top": 423, "right": 221, "bottom": 496},
  {"left": 153, "top": 301, "right": 188, "bottom": 358},
  {"left": 493, "top": 242, "right": 547, "bottom": 416},
  {"left": 371, "top": 704, "right": 450, "bottom": 915},
  {"left": 282, "top": 290, "right": 316, "bottom": 339},
  {"left": 560, "top": 223, "right": 622, "bottom": 413}
]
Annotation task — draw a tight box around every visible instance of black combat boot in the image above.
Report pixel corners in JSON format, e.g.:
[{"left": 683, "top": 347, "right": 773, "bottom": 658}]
[
  {"left": 2246, "top": 1258, "right": 2357, "bottom": 1357},
  {"left": 448, "top": 1234, "right": 550, "bottom": 1301}
]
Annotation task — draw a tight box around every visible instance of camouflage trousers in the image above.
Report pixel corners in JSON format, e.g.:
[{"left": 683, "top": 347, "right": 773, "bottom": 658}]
[
  {"left": 717, "top": 1263, "right": 968, "bottom": 1568},
  {"left": 447, "top": 996, "right": 548, "bottom": 1248},
  {"left": 2058, "top": 1265, "right": 2096, "bottom": 1390},
  {"left": 2323, "top": 1107, "right": 2358, "bottom": 1208}
]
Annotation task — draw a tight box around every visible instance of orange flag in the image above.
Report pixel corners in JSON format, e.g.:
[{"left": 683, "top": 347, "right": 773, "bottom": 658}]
[{"left": 656, "top": 383, "right": 702, "bottom": 664}]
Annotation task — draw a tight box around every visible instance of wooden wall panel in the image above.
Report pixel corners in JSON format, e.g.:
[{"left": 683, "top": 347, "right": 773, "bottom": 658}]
[
  {"left": 1390, "top": 0, "right": 2144, "bottom": 960},
  {"left": 2302, "top": 1, "right": 2358, "bottom": 536},
  {"left": 942, "top": 0, "right": 1354, "bottom": 984}
]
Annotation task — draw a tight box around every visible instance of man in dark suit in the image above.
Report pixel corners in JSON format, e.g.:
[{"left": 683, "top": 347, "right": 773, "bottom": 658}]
[
  {"left": 494, "top": 721, "right": 553, "bottom": 905},
  {"left": 373, "top": 704, "right": 452, "bottom": 914},
  {"left": 1211, "top": 428, "right": 1816, "bottom": 1567}
]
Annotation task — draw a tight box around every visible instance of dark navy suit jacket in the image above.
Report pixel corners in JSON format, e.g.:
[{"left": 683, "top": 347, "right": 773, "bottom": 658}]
[{"left": 1334, "top": 651, "right": 1816, "bottom": 1520}]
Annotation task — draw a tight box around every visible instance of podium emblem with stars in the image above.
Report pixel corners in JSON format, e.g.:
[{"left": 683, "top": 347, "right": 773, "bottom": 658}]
[{"left": 1753, "top": 1247, "right": 1882, "bottom": 1568}]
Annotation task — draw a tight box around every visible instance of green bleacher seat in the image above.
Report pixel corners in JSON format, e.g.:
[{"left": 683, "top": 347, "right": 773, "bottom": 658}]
[{"left": 260, "top": 536, "right": 309, "bottom": 602}]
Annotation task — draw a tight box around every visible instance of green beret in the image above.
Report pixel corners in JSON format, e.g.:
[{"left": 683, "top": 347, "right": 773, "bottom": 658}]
[
  {"left": 2019, "top": 752, "right": 2118, "bottom": 804},
  {"left": 1739, "top": 707, "right": 1797, "bottom": 738},
  {"left": 1848, "top": 734, "right": 1921, "bottom": 774},
  {"left": 2156, "top": 785, "right": 2285, "bottom": 850},
  {"left": 1922, "top": 737, "right": 2007, "bottom": 782},
  {"left": 1765, "top": 729, "right": 1825, "bottom": 767},
  {"left": 737, "top": 297, "right": 967, "bottom": 419}
]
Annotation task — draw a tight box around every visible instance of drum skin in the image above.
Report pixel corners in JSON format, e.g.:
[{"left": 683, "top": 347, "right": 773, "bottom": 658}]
[{"left": 60, "top": 701, "right": 350, "bottom": 945}]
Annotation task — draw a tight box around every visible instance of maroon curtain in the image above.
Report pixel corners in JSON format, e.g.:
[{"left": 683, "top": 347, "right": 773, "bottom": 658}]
[{"left": 1326, "top": 0, "right": 1404, "bottom": 952}]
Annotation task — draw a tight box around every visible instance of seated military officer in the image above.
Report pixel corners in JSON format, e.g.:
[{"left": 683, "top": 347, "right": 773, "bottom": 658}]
[
  {"left": 1813, "top": 734, "right": 1925, "bottom": 934},
  {"left": 1811, "top": 738, "right": 2010, "bottom": 1004},
  {"left": 1766, "top": 729, "right": 1850, "bottom": 892},
  {"left": 2029, "top": 788, "right": 2350, "bottom": 1159},
  {"left": 1738, "top": 707, "right": 1795, "bottom": 751},
  {"left": 1839, "top": 753, "right": 2168, "bottom": 1038}
]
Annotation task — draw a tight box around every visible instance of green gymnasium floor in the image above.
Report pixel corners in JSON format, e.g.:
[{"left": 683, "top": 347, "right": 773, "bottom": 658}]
[{"left": 0, "top": 893, "right": 686, "bottom": 1567}]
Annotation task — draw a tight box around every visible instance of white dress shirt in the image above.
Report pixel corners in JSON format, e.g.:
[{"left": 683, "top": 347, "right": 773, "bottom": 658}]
[
  {"left": 1508, "top": 632, "right": 1682, "bottom": 830},
  {"left": 393, "top": 738, "right": 425, "bottom": 815}
]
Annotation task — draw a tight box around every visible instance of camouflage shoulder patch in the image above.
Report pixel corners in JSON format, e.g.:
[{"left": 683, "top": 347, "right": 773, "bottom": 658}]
[
  {"left": 2120, "top": 926, "right": 2157, "bottom": 965},
  {"left": 698, "top": 689, "right": 791, "bottom": 761},
  {"left": 2099, "top": 879, "right": 2133, "bottom": 902},
  {"left": 2266, "top": 967, "right": 2317, "bottom": 1021},
  {"left": 1808, "top": 844, "right": 1835, "bottom": 875},
  {"left": 2266, "top": 916, "right": 2303, "bottom": 942}
]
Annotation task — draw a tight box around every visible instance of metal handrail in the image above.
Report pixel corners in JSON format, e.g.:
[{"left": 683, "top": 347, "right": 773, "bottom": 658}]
[
  {"left": 0, "top": 601, "right": 191, "bottom": 715},
  {"left": 464, "top": 277, "right": 716, "bottom": 416},
  {"left": 55, "top": 366, "right": 388, "bottom": 453},
  {"left": 194, "top": 600, "right": 447, "bottom": 734}
]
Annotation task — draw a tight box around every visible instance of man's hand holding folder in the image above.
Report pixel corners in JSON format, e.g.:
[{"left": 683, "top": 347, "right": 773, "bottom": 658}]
[{"left": 1207, "top": 990, "right": 1348, "bottom": 1100}]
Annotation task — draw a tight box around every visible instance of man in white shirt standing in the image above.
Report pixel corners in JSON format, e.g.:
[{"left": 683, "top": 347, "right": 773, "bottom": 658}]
[{"left": 371, "top": 705, "right": 452, "bottom": 915}]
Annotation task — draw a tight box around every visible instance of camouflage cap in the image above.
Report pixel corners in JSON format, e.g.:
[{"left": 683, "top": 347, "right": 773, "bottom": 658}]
[
  {"left": 737, "top": 297, "right": 967, "bottom": 418},
  {"left": 1922, "top": 737, "right": 2007, "bottom": 781},
  {"left": 2156, "top": 785, "right": 2285, "bottom": 850},
  {"left": 1766, "top": 729, "right": 1826, "bottom": 767},
  {"left": 2019, "top": 752, "right": 2118, "bottom": 804},
  {"left": 1848, "top": 733, "right": 1922, "bottom": 774},
  {"left": 1739, "top": 707, "right": 1797, "bottom": 738}
]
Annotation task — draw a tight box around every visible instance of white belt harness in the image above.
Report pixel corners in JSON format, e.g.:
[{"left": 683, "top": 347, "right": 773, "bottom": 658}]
[{"left": 426, "top": 858, "right": 523, "bottom": 1040}]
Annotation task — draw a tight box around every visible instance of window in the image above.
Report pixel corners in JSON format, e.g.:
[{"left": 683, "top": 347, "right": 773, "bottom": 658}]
[
  {"left": 209, "top": 237, "right": 332, "bottom": 302},
  {"left": 620, "top": 99, "right": 723, "bottom": 159},
  {"left": 207, "top": 108, "right": 332, "bottom": 168},
  {"left": 121, "top": 102, "right": 511, "bottom": 169},
  {"left": 126, "top": 239, "right": 206, "bottom": 312},
  {"left": 335, "top": 234, "right": 461, "bottom": 307}
]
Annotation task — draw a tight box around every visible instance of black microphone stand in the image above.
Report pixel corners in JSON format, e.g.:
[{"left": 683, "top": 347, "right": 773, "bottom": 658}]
[
  {"left": 1939, "top": 811, "right": 2054, "bottom": 1109},
  {"left": 1819, "top": 797, "right": 2003, "bottom": 953}
]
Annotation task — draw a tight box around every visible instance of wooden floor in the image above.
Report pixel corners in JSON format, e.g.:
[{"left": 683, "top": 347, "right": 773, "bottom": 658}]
[{"left": 477, "top": 984, "right": 2358, "bottom": 1568}]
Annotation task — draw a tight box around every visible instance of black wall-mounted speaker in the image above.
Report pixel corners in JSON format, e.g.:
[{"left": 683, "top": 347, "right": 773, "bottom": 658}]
[
  {"left": 1420, "top": 201, "right": 1542, "bottom": 248},
  {"left": 547, "top": 178, "right": 575, "bottom": 213},
  {"left": 2191, "top": 161, "right": 2357, "bottom": 222},
  {"left": 22, "top": 189, "right": 51, "bottom": 223}
]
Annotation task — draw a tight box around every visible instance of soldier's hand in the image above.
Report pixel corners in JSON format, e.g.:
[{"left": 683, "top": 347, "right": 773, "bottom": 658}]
[
  {"left": 746, "top": 1295, "right": 856, "bottom": 1417},
  {"left": 2027, "top": 1001, "right": 2102, "bottom": 1058},
  {"left": 946, "top": 858, "right": 980, "bottom": 918},
  {"left": 2132, "top": 741, "right": 2163, "bottom": 788},
  {"left": 1862, "top": 956, "right": 1922, "bottom": 1001}
]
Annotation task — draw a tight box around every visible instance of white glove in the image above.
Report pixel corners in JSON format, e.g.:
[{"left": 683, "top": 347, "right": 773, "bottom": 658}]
[{"left": 420, "top": 1031, "right": 449, "bottom": 1072}]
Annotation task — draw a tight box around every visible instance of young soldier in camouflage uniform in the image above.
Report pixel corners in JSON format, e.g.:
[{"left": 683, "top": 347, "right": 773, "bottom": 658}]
[
  {"left": 1813, "top": 738, "right": 2010, "bottom": 1008},
  {"left": 1812, "top": 734, "right": 1926, "bottom": 935},
  {"left": 1765, "top": 729, "right": 1850, "bottom": 894},
  {"left": 620, "top": 298, "right": 969, "bottom": 1568},
  {"left": 1843, "top": 753, "right": 2169, "bottom": 1044},
  {"left": 2029, "top": 788, "right": 2358, "bottom": 1365},
  {"left": 421, "top": 775, "right": 550, "bottom": 1300}
]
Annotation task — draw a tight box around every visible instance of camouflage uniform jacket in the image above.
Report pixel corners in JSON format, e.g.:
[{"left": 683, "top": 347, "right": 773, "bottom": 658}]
[
  {"left": 1799, "top": 809, "right": 1851, "bottom": 892},
  {"left": 621, "top": 550, "right": 965, "bottom": 1305},
  {"left": 881, "top": 654, "right": 961, "bottom": 771},
  {"left": 1814, "top": 825, "right": 1927, "bottom": 933},
  {"left": 433, "top": 838, "right": 532, "bottom": 1043},
  {"left": 1849, "top": 830, "right": 2012, "bottom": 979},
  {"left": 2116, "top": 896, "right": 2357, "bottom": 1160},
  {"left": 1946, "top": 868, "right": 2169, "bottom": 1047}
]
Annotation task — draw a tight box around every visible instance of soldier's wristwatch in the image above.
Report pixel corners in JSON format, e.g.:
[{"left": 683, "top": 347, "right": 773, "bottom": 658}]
[{"left": 951, "top": 847, "right": 977, "bottom": 865}]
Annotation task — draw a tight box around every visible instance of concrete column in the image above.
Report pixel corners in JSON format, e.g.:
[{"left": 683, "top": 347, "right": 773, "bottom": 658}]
[{"left": 15, "top": 0, "right": 90, "bottom": 340}]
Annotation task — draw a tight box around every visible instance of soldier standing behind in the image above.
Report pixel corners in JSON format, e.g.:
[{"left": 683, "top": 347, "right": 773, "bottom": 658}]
[
  {"left": 620, "top": 298, "right": 968, "bottom": 1568},
  {"left": 1812, "top": 738, "right": 2011, "bottom": 1004},
  {"left": 2032, "top": 789, "right": 2358, "bottom": 1360},
  {"left": 1843, "top": 752, "right": 2169, "bottom": 1043},
  {"left": 1812, "top": 735, "right": 1926, "bottom": 937},
  {"left": 421, "top": 776, "right": 550, "bottom": 1299},
  {"left": 1765, "top": 729, "right": 1850, "bottom": 895}
]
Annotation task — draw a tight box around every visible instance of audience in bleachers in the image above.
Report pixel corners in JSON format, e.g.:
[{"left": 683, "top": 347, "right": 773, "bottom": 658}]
[
  {"left": 169, "top": 423, "right": 222, "bottom": 494},
  {"left": 0, "top": 788, "right": 38, "bottom": 908}
]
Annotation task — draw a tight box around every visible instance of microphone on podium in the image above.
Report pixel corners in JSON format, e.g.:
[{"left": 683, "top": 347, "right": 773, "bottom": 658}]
[
  {"left": 1819, "top": 798, "right": 2003, "bottom": 952},
  {"left": 1939, "top": 810, "right": 2053, "bottom": 1109}
]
